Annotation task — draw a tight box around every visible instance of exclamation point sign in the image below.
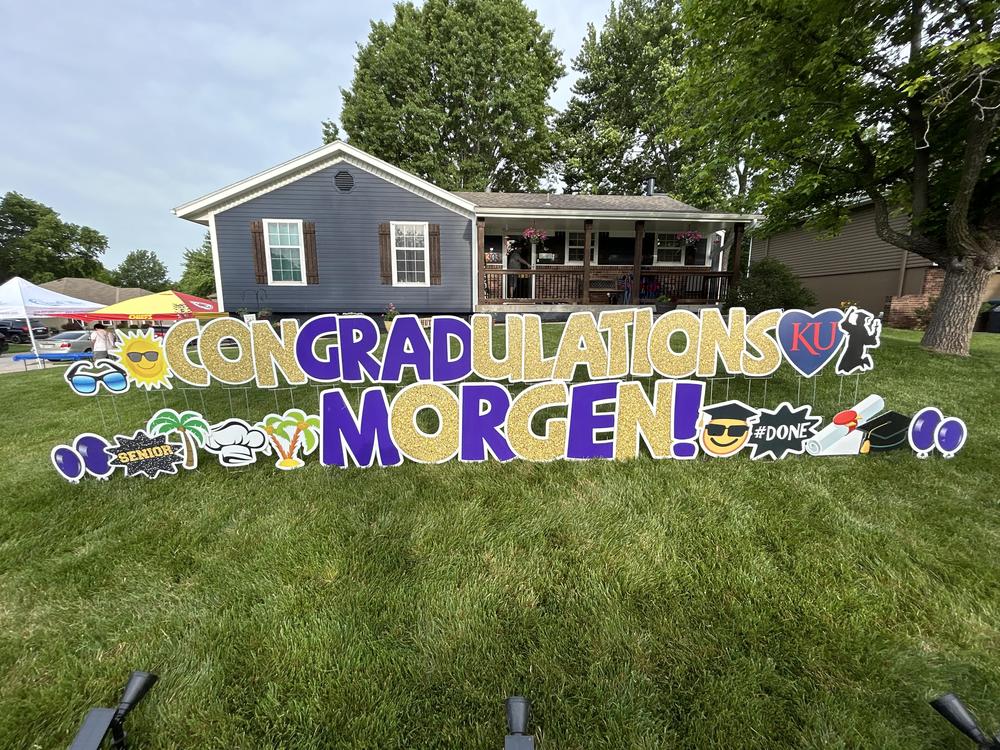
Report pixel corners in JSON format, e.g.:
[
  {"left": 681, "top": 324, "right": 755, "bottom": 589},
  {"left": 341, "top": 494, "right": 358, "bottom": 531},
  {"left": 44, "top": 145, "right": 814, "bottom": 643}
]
[{"left": 671, "top": 381, "right": 704, "bottom": 459}]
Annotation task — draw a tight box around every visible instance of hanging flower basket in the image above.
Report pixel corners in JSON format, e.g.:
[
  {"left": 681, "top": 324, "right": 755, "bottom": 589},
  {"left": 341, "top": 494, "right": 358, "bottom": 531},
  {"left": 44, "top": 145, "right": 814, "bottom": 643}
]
[
  {"left": 676, "top": 230, "right": 703, "bottom": 247},
  {"left": 522, "top": 227, "right": 548, "bottom": 242}
]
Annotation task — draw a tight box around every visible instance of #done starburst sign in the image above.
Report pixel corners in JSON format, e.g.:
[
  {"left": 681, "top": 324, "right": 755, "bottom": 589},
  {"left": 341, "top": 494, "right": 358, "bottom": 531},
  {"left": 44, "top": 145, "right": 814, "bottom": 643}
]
[{"left": 50, "top": 307, "right": 967, "bottom": 483}]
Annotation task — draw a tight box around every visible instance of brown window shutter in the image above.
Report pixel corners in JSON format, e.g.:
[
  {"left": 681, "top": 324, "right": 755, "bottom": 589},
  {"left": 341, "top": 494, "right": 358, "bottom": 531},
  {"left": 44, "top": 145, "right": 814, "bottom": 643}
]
[
  {"left": 303, "top": 221, "right": 319, "bottom": 284},
  {"left": 251, "top": 219, "right": 267, "bottom": 284},
  {"left": 378, "top": 223, "right": 392, "bottom": 284},
  {"left": 429, "top": 223, "right": 441, "bottom": 285}
]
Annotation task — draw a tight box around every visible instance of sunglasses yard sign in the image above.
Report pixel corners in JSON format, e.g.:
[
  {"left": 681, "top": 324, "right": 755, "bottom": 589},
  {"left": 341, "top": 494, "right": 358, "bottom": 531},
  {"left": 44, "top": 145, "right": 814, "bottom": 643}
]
[{"left": 51, "top": 307, "right": 967, "bottom": 483}]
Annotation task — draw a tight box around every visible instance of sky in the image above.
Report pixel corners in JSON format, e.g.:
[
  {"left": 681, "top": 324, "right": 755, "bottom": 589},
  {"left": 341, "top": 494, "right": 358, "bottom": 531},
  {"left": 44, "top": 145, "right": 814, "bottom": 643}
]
[{"left": 0, "top": 0, "right": 610, "bottom": 279}]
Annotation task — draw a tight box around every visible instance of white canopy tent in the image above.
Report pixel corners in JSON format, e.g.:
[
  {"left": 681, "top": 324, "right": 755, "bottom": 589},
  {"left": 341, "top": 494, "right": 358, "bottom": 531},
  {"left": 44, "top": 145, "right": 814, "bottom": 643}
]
[{"left": 0, "top": 276, "right": 103, "bottom": 369}]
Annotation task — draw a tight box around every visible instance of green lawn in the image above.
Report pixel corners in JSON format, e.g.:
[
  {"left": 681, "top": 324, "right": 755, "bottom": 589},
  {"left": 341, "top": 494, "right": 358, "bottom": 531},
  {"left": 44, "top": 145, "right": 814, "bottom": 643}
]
[{"left": 0, "top": 327, "right": 997, "bottom": 749}]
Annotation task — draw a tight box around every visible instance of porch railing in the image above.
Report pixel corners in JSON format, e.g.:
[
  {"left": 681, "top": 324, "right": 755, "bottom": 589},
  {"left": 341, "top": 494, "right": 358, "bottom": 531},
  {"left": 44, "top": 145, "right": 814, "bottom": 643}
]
[{"left": 481, "top": 266, "right": 732, "bottom": 305}]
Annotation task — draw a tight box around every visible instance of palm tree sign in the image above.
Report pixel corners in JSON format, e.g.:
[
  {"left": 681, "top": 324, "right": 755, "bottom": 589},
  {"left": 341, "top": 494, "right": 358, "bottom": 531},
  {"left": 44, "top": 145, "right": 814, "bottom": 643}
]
[
  {"left": 255, "top": 409, "right": 321, "bottom": 470},
  {"left": 147, "top": 409, "right": 210, "bottom": 470}
]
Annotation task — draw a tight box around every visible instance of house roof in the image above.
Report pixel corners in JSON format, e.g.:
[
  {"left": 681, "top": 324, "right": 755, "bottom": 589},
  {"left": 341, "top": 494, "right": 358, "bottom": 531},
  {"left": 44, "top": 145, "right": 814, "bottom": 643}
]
[
  {"left": 173, "top": 140, "right": 762, "bottom": 224},
  {"left": 40, "top": 278, "right": 151, "bottom": 308},
  {"left": 173, "top": 141, "right": 477, "bottom": 222},
  {"left": 454, "top": 191, "right": 703, "bottom": 213},
  {"left": 455, "top": 191, "right": 762, "bottom": 222}
]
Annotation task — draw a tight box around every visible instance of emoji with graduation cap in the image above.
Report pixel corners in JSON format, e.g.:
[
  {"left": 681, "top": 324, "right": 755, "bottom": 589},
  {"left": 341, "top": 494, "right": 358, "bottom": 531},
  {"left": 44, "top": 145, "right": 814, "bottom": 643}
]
[{"left": 699, "top": 400, "right": 758, "bottom": 458}]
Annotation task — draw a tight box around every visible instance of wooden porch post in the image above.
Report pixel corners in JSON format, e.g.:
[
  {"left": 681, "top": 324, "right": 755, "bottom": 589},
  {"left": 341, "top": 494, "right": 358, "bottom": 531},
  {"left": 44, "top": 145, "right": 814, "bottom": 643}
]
[
  {"left": 581, "top": 219, "right": 593, "bottom": 304},
  {"left": 631, "top": 220, "right": 645, "bottom": 304},
  {"left": 730, "top": 222, "right": 746, "bottom": 290},
  {"left": 476, "top": 217, "right": 486, "bottom": 304}
]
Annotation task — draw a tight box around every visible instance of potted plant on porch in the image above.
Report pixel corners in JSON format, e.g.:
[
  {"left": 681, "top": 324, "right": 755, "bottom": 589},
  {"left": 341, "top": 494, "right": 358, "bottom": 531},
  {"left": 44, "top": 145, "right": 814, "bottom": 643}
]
[
  {"left": 383, "top": 302, "right": 399, "bottom": 333},
  {"left": 655, "top": 294, "right": 677, "bottom": 314}
]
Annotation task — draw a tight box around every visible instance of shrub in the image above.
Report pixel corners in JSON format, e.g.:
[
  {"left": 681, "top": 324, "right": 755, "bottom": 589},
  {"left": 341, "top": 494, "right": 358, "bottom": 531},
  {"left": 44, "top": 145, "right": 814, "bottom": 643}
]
[
  {"left": 914, "top": 297, "right": 937, "bottom": 329},
  {"left": 726, "top": 258, "right": 817, "bottom": 313}
]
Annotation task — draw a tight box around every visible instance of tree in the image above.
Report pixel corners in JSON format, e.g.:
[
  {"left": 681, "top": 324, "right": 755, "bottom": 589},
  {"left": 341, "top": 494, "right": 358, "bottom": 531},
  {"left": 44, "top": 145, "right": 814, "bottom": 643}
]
[
  {"left": 328, "top": 0, "right": 564, "bottom": 191},
  {"left": 256, "top": 409, "right": 320, "bottom": 470},
  {"left": 113, "top": 249, "right": 172, "bottom": 291},
  {"left": 0, "top": 192, "right": 110, "bottom": 283},
  {"left": 556, "top": 0, "right": 685, "bottom": 195},
  {"left": 555, "top": 0, "right": 761, "bottom": 208},
  {"left": 178, "top": 233, "right": 215, "bottom": 298},
  {"left": 683, "top": 0, "right": 1000, "bottom": 355},
  {"left": 148, "top": 409, "right": 209, "bottom": 470}
]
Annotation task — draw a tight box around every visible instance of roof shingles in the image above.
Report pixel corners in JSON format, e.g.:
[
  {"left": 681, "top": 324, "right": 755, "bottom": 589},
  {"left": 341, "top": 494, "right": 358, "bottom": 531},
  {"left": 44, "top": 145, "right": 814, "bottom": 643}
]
[{"left": 452, "top": 191, "right": 703, "bottom": 213}]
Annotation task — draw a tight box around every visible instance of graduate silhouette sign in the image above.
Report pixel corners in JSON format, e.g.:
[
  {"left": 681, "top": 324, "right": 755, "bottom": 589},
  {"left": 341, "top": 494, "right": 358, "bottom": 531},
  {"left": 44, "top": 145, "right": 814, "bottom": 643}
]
[{"left": 49, "top": 306, "right": 966, "bottom": 482}]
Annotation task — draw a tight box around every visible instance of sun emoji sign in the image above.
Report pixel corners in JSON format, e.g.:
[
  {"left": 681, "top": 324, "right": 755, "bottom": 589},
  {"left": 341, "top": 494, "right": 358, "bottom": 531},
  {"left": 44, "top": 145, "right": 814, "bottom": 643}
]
[{"left": 114, "top": 330, "right": 172, "bottom": 390}]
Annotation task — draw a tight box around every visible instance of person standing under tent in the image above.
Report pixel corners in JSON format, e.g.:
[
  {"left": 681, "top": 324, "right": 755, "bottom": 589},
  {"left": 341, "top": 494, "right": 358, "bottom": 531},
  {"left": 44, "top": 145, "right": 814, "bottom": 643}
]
[{"left": 89, "top": 323, "right": 117, "bottom": 360}]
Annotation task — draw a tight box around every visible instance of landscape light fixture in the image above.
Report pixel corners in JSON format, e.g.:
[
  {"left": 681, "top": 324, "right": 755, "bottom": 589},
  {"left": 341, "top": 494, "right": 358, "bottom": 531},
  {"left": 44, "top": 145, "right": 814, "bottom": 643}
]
[
  {"left": 930, "top": 693, "right": 1000, "bottom": 749},
  {"left": 504, "top": 696, "right": 535, "bottom": 750},
  {"left": 68, "top": 671, "right": 159, "bottom": 750}
]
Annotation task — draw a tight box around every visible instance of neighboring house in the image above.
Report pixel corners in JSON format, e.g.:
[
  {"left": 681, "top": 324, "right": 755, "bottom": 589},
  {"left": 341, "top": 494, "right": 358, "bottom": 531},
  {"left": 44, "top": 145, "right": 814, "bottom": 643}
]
[
  {"left": 758, "top": 202, "right": 1000, "bottom": 321},
  {"left": 38, "top": 278, "right": 151, "bottom": 329},
  {"left": 173, "top": 141, "right": 761, "bottom": 316}
]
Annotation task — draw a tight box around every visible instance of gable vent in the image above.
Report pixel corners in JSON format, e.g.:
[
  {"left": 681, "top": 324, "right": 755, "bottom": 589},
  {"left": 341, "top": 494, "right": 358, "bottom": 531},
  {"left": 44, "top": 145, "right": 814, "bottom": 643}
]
[{"left": 334, "top": 170, "right": 354, "bottom": 192}]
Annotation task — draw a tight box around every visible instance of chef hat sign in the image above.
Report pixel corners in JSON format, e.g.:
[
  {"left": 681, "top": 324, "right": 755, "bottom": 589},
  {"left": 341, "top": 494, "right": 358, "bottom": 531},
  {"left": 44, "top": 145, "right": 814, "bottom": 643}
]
[
  {"left": 203, "top": 419, "right": 271, "bottom": 467},
  {"left": 908, "top": 407, "right": 968, "bottom": 459}
]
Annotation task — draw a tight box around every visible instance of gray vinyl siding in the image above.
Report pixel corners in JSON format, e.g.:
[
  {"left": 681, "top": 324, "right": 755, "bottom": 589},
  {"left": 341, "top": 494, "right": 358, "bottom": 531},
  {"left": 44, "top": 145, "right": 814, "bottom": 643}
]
[
  {"left": 762, "top": 205, "right": 929, "bottom": 277},
  {"left": 213, "top": 165, "right": 473, "bottom": 314}
]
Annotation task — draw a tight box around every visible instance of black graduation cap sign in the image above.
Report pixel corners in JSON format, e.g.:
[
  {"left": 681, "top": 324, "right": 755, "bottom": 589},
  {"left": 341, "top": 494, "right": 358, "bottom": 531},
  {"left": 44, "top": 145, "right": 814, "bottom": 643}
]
[
  {"left": 861, "top": 411, "right": 911, "bottom": 452},
  {"left": 702, "top": 400, "right": 757, "bottom": 422}
]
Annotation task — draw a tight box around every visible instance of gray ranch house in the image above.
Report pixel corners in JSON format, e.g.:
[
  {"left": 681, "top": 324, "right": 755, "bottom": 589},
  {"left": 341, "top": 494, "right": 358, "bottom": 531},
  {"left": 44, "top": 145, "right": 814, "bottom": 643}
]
[{"left": 173, "top": 141, "right": 761, "bottom": 315}]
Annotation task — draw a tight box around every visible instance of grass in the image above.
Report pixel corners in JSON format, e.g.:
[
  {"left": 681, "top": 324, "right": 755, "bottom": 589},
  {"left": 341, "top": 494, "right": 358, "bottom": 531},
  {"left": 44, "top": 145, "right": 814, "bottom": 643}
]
[{"left": 0, "top": 326, "right": 998, "bottom": 748}]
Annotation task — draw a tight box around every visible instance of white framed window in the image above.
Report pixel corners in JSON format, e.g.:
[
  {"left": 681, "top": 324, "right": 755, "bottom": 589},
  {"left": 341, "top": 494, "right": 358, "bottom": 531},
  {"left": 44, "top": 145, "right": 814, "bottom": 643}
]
[
  {"left": 263, "top": 219, "right": 306, "bottom": 285},
  {"left": 564, "top": 230, "right": 598, "bottom": 265},
  {"left": 390, "top": 221, "right": 430, "bottom": 286},
  {"left": 654, "top": 233, "right": 685, "bottom": 265}
]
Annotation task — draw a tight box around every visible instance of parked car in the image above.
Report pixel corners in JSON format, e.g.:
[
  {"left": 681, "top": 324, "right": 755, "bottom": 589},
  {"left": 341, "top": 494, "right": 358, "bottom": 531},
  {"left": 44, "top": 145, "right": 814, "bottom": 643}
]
[
  {"left": 0, "top": 319, "right": 50, "bottom": 343},
  {"left": 37, "top": 331, "right": 92, "bottom": 354},
  {"left": 0, "top": 332, "right": 7, "bottom": 355}
]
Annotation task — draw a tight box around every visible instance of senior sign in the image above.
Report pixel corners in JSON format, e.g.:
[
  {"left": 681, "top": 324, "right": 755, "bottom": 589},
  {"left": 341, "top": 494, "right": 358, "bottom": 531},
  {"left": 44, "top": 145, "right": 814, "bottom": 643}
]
[{"left": 49, "top": 306, "right": 964, "bottom": 482}]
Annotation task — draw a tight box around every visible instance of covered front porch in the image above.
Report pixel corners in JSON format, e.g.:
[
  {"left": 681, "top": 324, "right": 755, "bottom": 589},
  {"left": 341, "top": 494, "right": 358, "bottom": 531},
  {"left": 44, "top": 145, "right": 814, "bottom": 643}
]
[{"left": 475, "top": 215, "right": 748, "bottom": 309}]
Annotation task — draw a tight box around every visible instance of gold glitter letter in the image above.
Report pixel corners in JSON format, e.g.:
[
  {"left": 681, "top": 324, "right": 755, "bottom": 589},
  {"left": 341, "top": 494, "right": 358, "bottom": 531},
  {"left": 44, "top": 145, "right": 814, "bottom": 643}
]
[
  {"left": 507, "top": 381, "right": 568, "bottom": 461},
  {"left": 199, "top": 318, "right": 255, "bottom": 385},
  {"left": 648, "top": 309, "right": 699, "bottom": 378},
  {"left": 742, "top": 309, "right": 782, "bottom": 376},
  {"left": 598, "top": 309, "right": 634, "bottom": 379},
  {"left": 164, "top": 319, "right": 208, "bottom": 386},
  {"left": 697, "top": 307, "right": 746, "bottom": 377},
  {"left": 553, "top": 312, "right": 609, "bottom": 381},
  {"left": 522, "top": 314, "right": 555, "bottom": 382},
  {"left": 630, "top": 307, "right": 653, "bottom": 377},
  {"left": 614, "top": 380, "right": 674, "bottom": 460},
  {"left": 251, "top": 319, "right": 307, "bottom": 388},
  {"left": 471, "top": 313, "right": 524, "bottom": 382},
  {"left": 390, "top": 383, "right": 460, "bottom": 463}
]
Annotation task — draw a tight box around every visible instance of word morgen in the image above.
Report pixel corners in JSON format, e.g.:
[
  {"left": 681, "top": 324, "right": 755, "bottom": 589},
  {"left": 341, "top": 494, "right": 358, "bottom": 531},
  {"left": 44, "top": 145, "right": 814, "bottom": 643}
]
[{"left": 159, "top": 308, "right": 851, "bottom": 390}]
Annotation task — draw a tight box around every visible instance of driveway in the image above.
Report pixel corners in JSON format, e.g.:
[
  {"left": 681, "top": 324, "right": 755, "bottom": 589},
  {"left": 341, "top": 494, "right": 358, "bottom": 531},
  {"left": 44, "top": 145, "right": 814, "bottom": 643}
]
[{"left": 0, "top": 354, "right": 71, "bottom": 375}]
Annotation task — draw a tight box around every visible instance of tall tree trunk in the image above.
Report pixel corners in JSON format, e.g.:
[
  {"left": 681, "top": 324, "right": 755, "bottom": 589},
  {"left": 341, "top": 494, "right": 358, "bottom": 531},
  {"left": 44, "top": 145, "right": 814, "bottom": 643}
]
[{"left": 920, "top": 261, "right": 991, "bottom": 355}]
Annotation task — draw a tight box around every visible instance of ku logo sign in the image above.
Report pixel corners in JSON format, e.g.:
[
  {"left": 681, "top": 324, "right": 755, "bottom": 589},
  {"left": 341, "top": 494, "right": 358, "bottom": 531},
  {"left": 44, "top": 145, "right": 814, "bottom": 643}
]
[{"left": 777, "top": 307, "right": 880, "bottom": 377}]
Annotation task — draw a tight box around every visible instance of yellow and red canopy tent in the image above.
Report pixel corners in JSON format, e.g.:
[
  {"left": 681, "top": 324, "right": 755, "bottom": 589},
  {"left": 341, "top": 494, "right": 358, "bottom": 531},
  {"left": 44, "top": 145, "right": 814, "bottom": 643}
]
[{"left": 72, "top": 290, "right": 223, "bottom": 321}]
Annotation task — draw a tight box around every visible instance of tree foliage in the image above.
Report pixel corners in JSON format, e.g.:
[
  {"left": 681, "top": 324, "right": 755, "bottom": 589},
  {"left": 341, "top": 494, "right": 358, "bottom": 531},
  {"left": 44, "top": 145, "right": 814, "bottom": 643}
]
[
  {"left": 555, "top": 0, "right": 762, "bottom": 208},
  {"left": 178, "top": 233, "right": 215, "bottom": 298},
  {"left": 113, "top": 249, "right": 172, "bottom": 292},
  {"left": 556, "top": 1, "right": 684, "bottom": 195},
  {"left": 330, "top": 0, "right": 564, "bottom": 191},
  {"left": 682, "top": 0, "right": 1000, "bottom": 354},
  {"left": 0, "top": 192, "right": 110, "bottom": 284}
]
